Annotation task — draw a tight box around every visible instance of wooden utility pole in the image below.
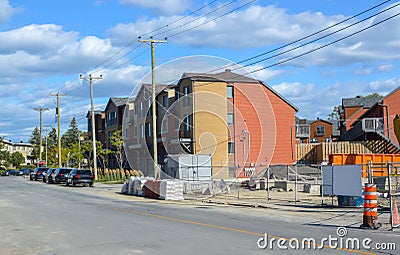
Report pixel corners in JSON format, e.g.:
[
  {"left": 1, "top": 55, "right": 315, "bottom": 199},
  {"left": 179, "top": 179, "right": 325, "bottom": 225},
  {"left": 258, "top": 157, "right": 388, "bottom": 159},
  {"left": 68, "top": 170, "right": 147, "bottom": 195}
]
[
  {"left": 33, "top": 107, "right": 49, "bottom": 163},
  {"left": 80, "top": 74, "right": 102, "bottom": 180},
  {"left": 44, "top": 124, "right": 52, "bottom": 166},
  {"left": 138, "top": 37, "right": 167, "bottom": 179},
  {"left": 50, "top": 93, "right": 67, "bottom": 167}
]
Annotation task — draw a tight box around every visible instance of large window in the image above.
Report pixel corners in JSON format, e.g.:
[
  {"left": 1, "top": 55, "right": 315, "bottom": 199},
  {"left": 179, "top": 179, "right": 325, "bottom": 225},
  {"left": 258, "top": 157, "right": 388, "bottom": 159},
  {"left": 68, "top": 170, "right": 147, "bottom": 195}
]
[
  {"left": 227, "top": 113, "right": 234, "bottom": 126},
  {"left": 162, "top": 95, "right": 168, "bottom": 107},
  {"left": 183, "top": 86, "right": 190, "bottom": 107},
  {"left": 228, "top": 142, "right": 235, "bottom": 154},
  {"left": 316, "top": 125, "right": 325, "bottom": 136},
  {"left": 226, "top": 86, "right": 234, "bottom": 99},
  {"left": 145, "top": 123, "right": 151, "bottom": 137},
  {"left": 161, "top": 118, "right": 168, "bottom": 134},
  {"left": 107, "top": 111, "right": 116, "bottom": 127},
  {"left": 184, "top": 115, "right": 191, "bottom": 131}
]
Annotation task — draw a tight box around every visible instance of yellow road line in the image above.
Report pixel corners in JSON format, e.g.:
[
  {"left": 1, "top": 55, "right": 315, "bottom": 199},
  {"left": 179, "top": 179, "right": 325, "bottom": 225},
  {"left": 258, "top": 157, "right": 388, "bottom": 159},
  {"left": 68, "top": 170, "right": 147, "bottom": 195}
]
[{"left": 99, "top": 203, "right": 376, "bottom": 255}]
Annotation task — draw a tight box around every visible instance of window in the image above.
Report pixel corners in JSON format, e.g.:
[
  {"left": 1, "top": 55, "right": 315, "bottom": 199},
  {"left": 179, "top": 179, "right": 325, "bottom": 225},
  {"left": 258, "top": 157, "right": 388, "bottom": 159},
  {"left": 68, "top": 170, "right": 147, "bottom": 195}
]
[
  {"left": 145, "top": 123, "right": 151, "bottom": 137},
  {"left": 106, "top": 111, "right": 117, "bottom": 127},
  {"left": 184, "top": 115, "right": 191, "bottom": 131},
  {"left": 183, "top": 86, "right": 190, "bottom": 107},
  {"left": 228, "top": 142, "right": 235, "bottom": 154},
  {"left": 316, "top": 125, "right": 325, "bottom": 136},
  {"left": 162, "top": 95, "right": 168, "bottom": 107},
  {"left": 161, "top": 118, "right": 168, "bottom": 133},
  {"left": 147, "top": 100, "right": 151, "bottom": 117},
  {"left": 134, "top": 126, "right": 137, "bottom": 137},
  {"left": 140, "top": 124, "right": 144, "bottom": 138},
  {"left": 227, "top": 113, "right": 234, "bottom": 126},
  {"left": 140, "top": 102, "right": 144, "bottom": 118},
  {"left": 226, "top": 86, "right": 234, "bottom": 99}
]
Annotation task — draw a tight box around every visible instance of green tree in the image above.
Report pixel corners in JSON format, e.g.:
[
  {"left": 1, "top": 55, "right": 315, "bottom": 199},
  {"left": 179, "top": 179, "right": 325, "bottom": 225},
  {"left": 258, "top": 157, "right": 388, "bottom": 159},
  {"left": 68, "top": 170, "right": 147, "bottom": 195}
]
[
  {"left": 0, "top": 150, "right": 10, "bottom": 167},
  {"left": 364, "top": 93, "right": 384, "bottom": 99},
  {"left": 29, "top": 127, "right": 41, "bottom": 159},
  {"left": 62, "top": 117, "right": 79, "bottom": 148},
  {"left": 10, "top": 151, "right": 24, "bottom": 168},
  {"left": 110, "top": 130, "right": 126, "bottom": 170},
  {"left": 98, "top": 148, "right": 112, "bottom": 169},
  {"left": 327, "top": 106, "right": 340, "bottom": 121}
]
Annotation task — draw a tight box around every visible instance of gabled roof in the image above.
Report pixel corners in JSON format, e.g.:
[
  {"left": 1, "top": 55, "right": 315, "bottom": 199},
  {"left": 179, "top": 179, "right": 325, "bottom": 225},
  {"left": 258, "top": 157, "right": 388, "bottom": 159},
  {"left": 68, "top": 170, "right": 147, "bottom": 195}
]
[
  {"left": 181, "top": 69, "right": 259, "bottom": 84},
  {"left": 342, "top": 96, "right": 380, "bottom": 108},
  {"left": 110, "top": 97, "right": 129, "bottom": 107},
  {"left": 86, "top": 110, "right": 104, "bottom": 118},
  {"left": 135, "top": 84, "right": 174, "bottom": 102},
  {"left": 179, "top": 70, "right": 298, "bottom": 112},
  {"left": 105, "top": 97, "right": 129, "bottom": 111}
]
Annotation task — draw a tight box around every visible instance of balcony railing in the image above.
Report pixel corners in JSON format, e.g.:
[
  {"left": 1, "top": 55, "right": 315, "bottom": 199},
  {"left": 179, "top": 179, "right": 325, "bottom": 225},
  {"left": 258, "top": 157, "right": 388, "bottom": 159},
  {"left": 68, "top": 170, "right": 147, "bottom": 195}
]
[
  {"left": 296, "top": 124, "right": 310, "bottom": 138},
  {"left": 362, "top": 118, "right": 384, "bottom": 134}
]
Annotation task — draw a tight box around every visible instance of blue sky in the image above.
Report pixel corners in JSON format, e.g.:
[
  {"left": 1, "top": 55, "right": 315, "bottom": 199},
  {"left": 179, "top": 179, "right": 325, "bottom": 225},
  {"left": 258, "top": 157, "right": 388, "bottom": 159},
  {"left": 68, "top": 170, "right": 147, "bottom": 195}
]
[{"left": 1, "top": 0, "right": 400, "bottom": 142}]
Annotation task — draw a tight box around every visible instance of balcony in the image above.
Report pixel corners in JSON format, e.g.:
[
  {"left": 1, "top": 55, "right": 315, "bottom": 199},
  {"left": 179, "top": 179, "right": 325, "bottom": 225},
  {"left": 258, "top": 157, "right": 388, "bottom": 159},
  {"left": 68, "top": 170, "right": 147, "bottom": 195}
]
[
  {"left": 296, "top": 124, "right": 310, "bottom": 138},
  {"left": 362, "top": 118, "right": 384, "bottom": 134}
]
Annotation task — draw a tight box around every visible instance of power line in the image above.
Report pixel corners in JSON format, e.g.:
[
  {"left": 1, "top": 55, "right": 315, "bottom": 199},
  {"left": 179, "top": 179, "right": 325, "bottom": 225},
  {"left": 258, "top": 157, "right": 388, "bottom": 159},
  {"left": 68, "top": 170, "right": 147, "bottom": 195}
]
[
  {"left": 152, "top": 0, "right": 238, "bottom": 37},
  {"left": 247, "top": 11, "right": 400, "bottom": 75},
  {"left": 165, "top": 0, "right": 256, "bottom": 39},
  {"left": 231, "top": 2, "right": 400, "bottom": 72},
  {"left": 207, "top": 0, "right": 393, "bottom": 74},
  {"left": 140, "top": 0, "right": 219, "bottom": 38}
]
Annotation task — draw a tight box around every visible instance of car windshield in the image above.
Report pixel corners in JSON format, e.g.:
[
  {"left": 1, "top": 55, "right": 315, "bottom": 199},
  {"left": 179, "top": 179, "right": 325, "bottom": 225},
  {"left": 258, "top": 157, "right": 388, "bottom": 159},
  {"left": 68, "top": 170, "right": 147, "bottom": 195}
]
[
  {"left": 36, "top": 168, "right": 48, "bottom": 173},
  {"left": 59, "top": 169, "right": 71, "bottom": 174},
  {"left": 77, "top": 170, "right": 92, "bottom": 175}
]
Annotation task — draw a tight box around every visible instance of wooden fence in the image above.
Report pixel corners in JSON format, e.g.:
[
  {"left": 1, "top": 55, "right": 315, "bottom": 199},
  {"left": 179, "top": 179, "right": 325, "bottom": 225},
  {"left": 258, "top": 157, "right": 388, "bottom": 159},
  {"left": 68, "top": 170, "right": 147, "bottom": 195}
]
[{"left": 296, "top": 141, "right": 374, "bottom": 164}]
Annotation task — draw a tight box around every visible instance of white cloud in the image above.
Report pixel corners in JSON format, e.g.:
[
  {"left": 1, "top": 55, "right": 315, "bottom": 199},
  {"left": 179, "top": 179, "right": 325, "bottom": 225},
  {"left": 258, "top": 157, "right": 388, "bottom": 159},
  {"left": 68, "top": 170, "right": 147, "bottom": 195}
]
[
  {"left": 0, "top": 0, "right": 15, "bottom": 24},
  {"left": 369, "top": 77, "right": 400, "bottom": 94},
  {"left": 110, "top": 3, "right": 400, "bottom": 68},
  {"left": 378, "top": 64, "right": 393, "bottom": 72},
  {"left": 118, "top": 0, "right": 191, "bottom": 15},
  {"left": 272, "top": 82, "right": 314, "bottom": 99},
  {"left": 355, "top": 65, "right": 372, "bottom": 75}
]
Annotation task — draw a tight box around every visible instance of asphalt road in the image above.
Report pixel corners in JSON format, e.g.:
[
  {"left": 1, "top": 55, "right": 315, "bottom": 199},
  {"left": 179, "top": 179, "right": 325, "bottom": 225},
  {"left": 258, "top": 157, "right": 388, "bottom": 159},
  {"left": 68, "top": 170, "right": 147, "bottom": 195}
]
[{"left": 0, "top": 176, "right": 399, "bottom": 255}]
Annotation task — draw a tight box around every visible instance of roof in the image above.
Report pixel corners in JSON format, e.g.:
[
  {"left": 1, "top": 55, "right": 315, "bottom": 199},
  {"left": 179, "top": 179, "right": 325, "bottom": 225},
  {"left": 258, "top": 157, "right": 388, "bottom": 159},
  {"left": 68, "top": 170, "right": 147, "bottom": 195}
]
[
  {"left": 181, "top": 69, "right": 259, "bottom": 84},
  {"left": 104, "top": 97, "right": 129, "bottom": 112},
  {"left": 180, "top": 70, "right": 298, "bottom": 111},
  {"left": 342, "top": 96, "right": 380, "bottom": 108},
  {"left": 110, "top": 97, "right": 129, "bottom": 107},
  {"left": 86, "top": 110, "right": 104, "bottom": 118}
]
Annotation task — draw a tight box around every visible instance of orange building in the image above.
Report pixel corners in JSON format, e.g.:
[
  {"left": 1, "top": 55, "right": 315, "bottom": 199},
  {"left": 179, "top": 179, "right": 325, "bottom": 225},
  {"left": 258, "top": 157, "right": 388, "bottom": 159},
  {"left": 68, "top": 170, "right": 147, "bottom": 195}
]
[{"left": 125, "top": 70, "right": 298, "bottom": 178}]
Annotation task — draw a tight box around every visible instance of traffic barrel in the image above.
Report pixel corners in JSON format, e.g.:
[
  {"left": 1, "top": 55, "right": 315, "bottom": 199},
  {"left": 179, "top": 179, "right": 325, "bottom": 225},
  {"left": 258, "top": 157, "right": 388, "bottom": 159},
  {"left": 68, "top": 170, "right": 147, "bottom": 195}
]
[{"left": 360, "top": 183, "right": 380, "bottom": 229}]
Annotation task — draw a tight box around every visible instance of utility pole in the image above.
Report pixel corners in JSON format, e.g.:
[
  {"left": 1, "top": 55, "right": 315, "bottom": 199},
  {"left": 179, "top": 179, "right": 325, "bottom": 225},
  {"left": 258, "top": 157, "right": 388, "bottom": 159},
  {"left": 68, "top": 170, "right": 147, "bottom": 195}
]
[
  {"left": 44, "top": 125, "right": 52, "bottom": 166},
  {"left": 80, "top": 74, "right": 102, "bottom": 180},
  {"left": 33, "top": 107, "right": 49, "bottom": 164},
  {"left": 138, "top": 36, "right": 167, "bottom": 179},
  {"left": 50, "top": 93, "right": 67, "bottom": 167}
]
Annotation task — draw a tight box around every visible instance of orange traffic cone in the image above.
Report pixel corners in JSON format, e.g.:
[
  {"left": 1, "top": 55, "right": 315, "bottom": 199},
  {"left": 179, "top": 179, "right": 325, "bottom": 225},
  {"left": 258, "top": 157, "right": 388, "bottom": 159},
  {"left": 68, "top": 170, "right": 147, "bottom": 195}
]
[{"left": 390, "top": 199, "right": 400, "bottom": 225}]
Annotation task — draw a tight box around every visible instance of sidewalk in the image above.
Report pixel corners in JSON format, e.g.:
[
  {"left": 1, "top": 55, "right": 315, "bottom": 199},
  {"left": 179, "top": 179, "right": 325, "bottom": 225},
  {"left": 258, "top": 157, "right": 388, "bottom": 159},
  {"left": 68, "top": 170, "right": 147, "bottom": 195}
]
[{"left": 86, "top": 181, "right": 396, "bottom": 232}]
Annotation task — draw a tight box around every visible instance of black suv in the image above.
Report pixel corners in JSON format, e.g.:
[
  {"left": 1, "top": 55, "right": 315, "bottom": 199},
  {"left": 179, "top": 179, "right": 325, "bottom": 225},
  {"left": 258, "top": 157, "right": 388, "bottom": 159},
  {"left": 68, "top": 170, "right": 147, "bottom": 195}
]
[
  {"left": 30, "top": 167, "right": 49, "bottom": 181},
  {"left": 66, "top": 169, "right": 94, "bottom": 187},
  {"left": 43, "top": 168, "right": 56, "bottom": 183},
  {"left": 51, "top": 168, "right": 72, "bottom": 184}
]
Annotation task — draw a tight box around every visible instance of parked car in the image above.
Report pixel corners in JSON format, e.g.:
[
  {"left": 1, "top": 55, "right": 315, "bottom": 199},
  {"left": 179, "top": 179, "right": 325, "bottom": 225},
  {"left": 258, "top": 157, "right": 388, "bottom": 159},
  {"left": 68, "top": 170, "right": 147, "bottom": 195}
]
[
  {"left": 30, "top": 167, "right": 49, "bottom": 181},
  {"left": 8, "top": 169, "right": 17, "bottom": 176},
  {"left": 19, "top": 169, "right": 32, "bottom": 176},
  {"left": 43, "top": 168, "right": 56, "bottom": 183},
  {"left": 66, "top": 169, "right": 94, "bottom": 187},
  {"left": 51, "top": 168, "right": 72, "bottom": 184},
  {"left": 1, "top": 170, "right": 9, "bottom": 176}
]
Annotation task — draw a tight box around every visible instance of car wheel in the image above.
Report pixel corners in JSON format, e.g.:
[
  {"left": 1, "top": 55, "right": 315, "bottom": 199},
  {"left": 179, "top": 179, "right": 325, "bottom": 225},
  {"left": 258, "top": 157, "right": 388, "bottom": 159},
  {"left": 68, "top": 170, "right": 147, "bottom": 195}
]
[
  {"left": 66, "top": 180, "right": 69, "bottom": 186},
  {"left": 30, "top": 176, "right": 33, "bottom": 181},
  {"left": 72, "top": 180, "right": 76, "bottom": 186},
  {"left": 89, "top": 183, "right": 93, "bottom": 187}
]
